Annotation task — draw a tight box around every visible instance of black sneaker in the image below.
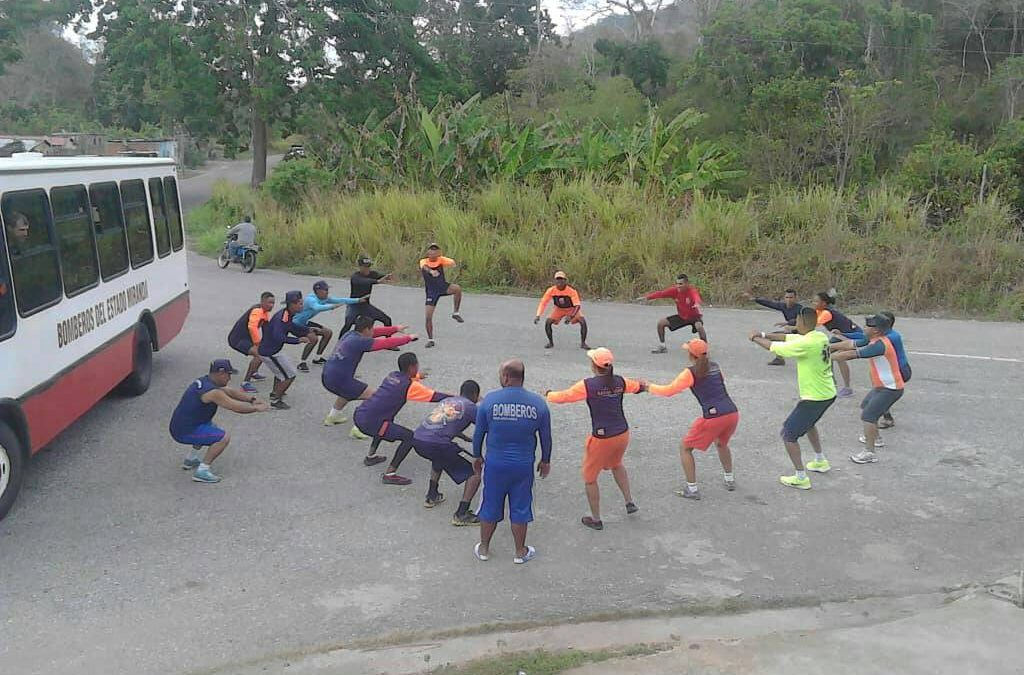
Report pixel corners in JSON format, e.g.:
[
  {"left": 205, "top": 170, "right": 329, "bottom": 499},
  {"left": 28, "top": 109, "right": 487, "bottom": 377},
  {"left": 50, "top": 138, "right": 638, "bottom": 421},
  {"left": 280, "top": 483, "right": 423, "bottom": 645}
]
[
  {"left": 311, "top": 357, "right": 327, "bottom": 366},
  {"left": 451, "top": 511, "right": 480, "bottom": 526},
  {"left": 297, "top": 362, "right": 310, "bottom": 373},
  {"left": 271, "top": 399, "right": 291, "bottom": 410},
  {"left": 363, "top": 455, "right": 387, "bottom": 467},
  {"left": 625, "top": 502, "right": 639, "bottom": 514},
  {"left": 424, "top": 493, "right": 445, "bottom": 508}
]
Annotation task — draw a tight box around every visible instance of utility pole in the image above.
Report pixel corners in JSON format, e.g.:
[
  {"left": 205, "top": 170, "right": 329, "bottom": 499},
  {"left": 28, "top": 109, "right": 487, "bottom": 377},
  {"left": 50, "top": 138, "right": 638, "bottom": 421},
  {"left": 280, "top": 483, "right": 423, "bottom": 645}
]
[{"left": 535, "top": 0, "right": 543, "bottom": 56}]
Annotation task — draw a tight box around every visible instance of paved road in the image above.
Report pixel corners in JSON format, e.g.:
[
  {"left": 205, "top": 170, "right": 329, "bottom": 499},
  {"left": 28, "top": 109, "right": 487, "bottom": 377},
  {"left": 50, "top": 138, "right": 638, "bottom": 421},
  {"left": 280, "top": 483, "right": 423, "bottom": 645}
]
[
  {"left": 178, "top": 155, "right": 281, "bottom": 211},
  {"left": 2, "top": 216, "right": 1023, "bottom": 673}
]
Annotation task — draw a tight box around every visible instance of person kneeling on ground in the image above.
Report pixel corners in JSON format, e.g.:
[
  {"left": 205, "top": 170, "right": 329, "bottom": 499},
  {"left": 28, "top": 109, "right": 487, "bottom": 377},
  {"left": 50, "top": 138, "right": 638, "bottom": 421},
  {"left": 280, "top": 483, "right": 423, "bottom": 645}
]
[
  {"left": 169, "top": 359, "right": 269, "bottom": 484},
  {"left": 413, "top": 380, "right": 484, "bottom": 526}
]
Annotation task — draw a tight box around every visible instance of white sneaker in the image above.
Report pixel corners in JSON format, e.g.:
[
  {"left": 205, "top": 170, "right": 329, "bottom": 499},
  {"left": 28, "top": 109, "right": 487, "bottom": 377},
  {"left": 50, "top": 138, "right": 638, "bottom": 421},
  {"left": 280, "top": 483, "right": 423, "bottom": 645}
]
[
  {"left": 858, "top": 435, "right": 885, "bottom": 448},
  {"left": 323, "top": 412, "right": 348, "bottom": 426},
  {"left": 850, "top": 450, "right": 879, "bottom": 464},
  {"left": 651, "top": 344, "right": 667, "bottom": 354}
]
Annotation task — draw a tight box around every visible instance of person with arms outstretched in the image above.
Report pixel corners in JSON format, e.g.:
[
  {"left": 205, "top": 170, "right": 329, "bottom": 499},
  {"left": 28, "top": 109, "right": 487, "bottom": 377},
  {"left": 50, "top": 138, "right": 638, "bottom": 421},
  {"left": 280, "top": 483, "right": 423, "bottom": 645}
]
[
  {"left": 749, "top": 307, "right": 838, "bottom": 490},
  {"left": 534, "top": 271, "right": 590, "bottom": 350},
  {"left": 649, "top": 339, "right": 739, "bottom": 499},
  {"left": 742, "top": 289, "right": 802, "bottom": 366},
  {"left": 340, "top": 255, "right": 394, "bottom": 335},
  {"left": 322, "top": 316, "right": 417, "bottom": 442},
  {"left": 293, "top": 280, "right": 366, "bottom": 372},
  {"left": 546, "top": 348, "right": 642, "bottom": 531},
  {"left": 473, "top": 359, "right": 552, "bottom": 564},
  {"left": 169, "top": 359, "right": 269, "bottom": 484},
  {"left": 420, "top": 243, "right": 464, "bottom": 348},
  {"left": 637, "top": 273, "right": 707, "bottom": 352}
]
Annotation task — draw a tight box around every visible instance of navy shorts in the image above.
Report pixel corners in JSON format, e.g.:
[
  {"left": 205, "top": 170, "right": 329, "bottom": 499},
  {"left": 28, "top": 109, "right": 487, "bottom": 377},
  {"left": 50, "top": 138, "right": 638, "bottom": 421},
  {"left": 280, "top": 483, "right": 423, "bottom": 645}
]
[
  {"left": 171, "top": 423, "right": 226, "bottom": 447},
  {"left": 425, "top": 284, "right": 451, "bottom": 306},
  {"left": 478, "top": 462, "right": 535, "bottom": 524},
  {"left": 781, "top": 398, "right": 835, "bottom": 442},
  {"left": 230, "top": 338, "right": 254, "bottom": 356},
  {"left": 861, "top": 387, "right": 904, "bottom": 423},
  {"left": 666, "top": 314, "right": 702, "bottom": 332},
  {"left": 414, "top": 440, "right": 474, "bottom": 484},
  {"left": 900, "top": 363, "right": 912, "bottom": 383},
  {"left": 322, "top": 371, "right": 368, "bottom": 400}
]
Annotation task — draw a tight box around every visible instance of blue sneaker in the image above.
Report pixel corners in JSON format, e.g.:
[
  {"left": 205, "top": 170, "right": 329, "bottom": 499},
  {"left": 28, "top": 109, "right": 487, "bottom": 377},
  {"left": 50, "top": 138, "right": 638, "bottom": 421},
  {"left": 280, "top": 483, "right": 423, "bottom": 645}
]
[
  {"left": 182, "top": 457, "right": 200, "bottom": 470},
  {"left": 241, "top": 382, "right": 258, "bottom": 394},
  {"left": 192, "top": 466, "right": 222, "bottom": 483}
]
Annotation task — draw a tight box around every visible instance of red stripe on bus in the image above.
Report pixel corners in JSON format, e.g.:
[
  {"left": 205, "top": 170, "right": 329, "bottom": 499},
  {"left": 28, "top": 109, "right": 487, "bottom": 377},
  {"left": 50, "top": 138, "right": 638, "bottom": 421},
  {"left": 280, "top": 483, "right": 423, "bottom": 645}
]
[{"left": 23, "top": 292, "right": 190, "bottom": 454}]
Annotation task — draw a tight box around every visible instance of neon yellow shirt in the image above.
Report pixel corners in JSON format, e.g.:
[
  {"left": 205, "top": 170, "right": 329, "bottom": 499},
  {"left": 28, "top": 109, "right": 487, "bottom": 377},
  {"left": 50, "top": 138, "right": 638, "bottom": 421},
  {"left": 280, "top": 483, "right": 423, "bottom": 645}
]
[{"left": 770, "top": 331, "right": 837, "bottom": 401}]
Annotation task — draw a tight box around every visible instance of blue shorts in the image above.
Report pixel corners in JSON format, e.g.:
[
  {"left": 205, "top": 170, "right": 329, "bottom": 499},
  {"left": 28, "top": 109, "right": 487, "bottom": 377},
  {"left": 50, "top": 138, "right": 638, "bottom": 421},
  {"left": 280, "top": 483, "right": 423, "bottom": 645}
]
[
  {"left": 781, "top": 398, "right": 835, "bottom": 442},
  {"left": 322, "top": 371, "right": 368, "bottom": 400},
  {"left": 171, "top": 423, "right": 226, "bottom": 447},
  {"left": 478, "top": 462, "right": 534, "bottom": 525},
  {"left": 414, "top": 440, "right": 474, "bottom": 484},
  {"left": 830, "top": 330, "right": 866, "bottom": 343},
  {"left": 425, "top": 284, "right": 451, "bottom": 306}
]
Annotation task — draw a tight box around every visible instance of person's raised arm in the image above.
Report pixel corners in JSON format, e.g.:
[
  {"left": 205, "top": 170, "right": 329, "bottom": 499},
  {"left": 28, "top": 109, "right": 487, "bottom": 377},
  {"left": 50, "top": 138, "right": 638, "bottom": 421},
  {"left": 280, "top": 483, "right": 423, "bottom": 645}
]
[
  {"left": 623, "top": 377, "right": 647, "bottom": 394},
  {"left": 648, "top": 368, "right": 695, "bottom": 397},
  {"left": 545, "top": 380, "right": 587, "bottom": 404},
  {"left": 328, "top": 295, "right": 363, "bottom": 306},
  {"left": 644, "top": 286, "right": 674, "bottom": 301},
  {"left": 407, "top": 380, "right": 451, "bottom": 403},
  {"left": 755, "top": 297, "right": 785, "bottom": 312},
  {"left": 370, "top": 333, "right": 415, "bottom": 351},
  {"left": 372, "top": 325, "right": 404, "bottom": 337}
]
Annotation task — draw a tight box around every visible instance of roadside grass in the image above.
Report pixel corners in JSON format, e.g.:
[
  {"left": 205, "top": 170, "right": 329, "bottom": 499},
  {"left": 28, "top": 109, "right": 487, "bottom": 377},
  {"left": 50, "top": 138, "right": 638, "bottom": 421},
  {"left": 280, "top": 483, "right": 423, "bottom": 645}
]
[
  {"left": 185, "top": 178, "right": 1024, "bottom": 319},
  {"left": 429, "top": 644, "right": 667, "bottom": 675}
]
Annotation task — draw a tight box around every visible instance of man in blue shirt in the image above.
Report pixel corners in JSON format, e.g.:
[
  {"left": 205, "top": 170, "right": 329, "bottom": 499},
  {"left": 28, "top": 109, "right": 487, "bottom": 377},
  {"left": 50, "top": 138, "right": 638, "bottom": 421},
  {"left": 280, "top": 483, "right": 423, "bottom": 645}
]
[
  {"left": 294, "top": 280, "right": 366, "bottom": 373},
  {"left": 413, "top": 380, "right": 482, "bottom": 525},
  {"left": 473, "top": 359, "right": 552, "bottom": 564},
  {"left": 169, "top": 359, "right": 269, "bottom": 483}
]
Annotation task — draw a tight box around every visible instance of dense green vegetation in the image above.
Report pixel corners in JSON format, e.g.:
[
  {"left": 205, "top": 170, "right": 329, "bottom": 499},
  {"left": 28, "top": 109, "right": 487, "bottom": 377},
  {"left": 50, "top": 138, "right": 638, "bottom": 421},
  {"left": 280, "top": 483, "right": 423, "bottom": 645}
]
[{"left": 5, "top": 1, "right": 1024, "bottom": 316}]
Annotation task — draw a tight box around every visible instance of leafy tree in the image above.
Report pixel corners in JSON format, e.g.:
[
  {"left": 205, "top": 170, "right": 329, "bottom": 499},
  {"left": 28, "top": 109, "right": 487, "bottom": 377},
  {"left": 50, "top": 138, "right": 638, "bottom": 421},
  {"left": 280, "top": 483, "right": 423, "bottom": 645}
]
[
  {"left": 594, "top": 38, "right": 669, "bottom": 97},
  {"left": 0, "top": 0, "right": 88, "bottom": 74}
]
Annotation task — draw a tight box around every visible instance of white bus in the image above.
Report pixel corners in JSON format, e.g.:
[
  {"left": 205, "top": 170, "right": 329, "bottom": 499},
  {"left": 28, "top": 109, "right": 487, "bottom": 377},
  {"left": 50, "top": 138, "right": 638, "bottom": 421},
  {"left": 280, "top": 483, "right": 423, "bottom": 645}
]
[{"left": 0, "top": 154, "right": 190, "bottom": 519}]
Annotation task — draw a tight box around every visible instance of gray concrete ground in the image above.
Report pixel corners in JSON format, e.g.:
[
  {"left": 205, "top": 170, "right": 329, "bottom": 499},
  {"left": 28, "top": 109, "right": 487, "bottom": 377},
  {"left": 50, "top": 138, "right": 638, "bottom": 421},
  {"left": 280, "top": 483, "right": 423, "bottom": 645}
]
[{"left": 1, "top": 163, "right": 1022, "bottom": 674}]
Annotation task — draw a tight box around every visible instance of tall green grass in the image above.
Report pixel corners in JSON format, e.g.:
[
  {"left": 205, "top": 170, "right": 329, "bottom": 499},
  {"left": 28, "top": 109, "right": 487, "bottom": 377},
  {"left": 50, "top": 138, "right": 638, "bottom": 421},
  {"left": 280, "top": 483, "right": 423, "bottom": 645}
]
[{"left": 187, "top": 179, "right": 1024, "bottom": 318}]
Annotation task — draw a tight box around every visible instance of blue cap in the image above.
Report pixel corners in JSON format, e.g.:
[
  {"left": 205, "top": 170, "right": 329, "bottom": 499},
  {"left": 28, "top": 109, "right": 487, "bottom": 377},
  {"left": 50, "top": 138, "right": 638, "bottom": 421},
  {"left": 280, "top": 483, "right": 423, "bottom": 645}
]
[
  {"left": 313, "top": 279, "right": 329, "bottom": 291},
  {"left": 283, "top": 290, "right": 303, "bottom": 304},
  {"left": 209, "top": 359, "right": 238, "bottom": 374}
]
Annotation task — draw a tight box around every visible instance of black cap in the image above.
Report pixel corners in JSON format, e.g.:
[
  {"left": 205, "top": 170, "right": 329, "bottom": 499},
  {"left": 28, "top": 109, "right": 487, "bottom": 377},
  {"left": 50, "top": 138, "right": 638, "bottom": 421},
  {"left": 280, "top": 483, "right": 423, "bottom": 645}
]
[
  {"left": 865, "top": 314, "right": 892, "bottom": 331},
  {"left": 209, "top": 359, "right": 238, "bottom": 374},
  {"left": 357, "top": 255, "right": 373, "bottom": 266},
  {"left": 313, "top": 279, "right": 329, "bottom": 291},
  {"left": 283, "top": 290, "right": 303, "bottom": 304}
]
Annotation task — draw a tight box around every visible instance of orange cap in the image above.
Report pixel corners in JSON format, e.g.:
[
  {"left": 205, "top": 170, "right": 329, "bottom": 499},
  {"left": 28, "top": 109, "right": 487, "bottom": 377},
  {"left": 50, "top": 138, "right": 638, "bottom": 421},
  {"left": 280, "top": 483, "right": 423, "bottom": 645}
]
[
  {"left": 685, "top": 338, "right": 708, "bottom": 357},
  {"left": 586, "top": 347, "right": 614, "bottom": 368},
  {"left": 554, "top": 271, "right": 567, "bottom": 280}
]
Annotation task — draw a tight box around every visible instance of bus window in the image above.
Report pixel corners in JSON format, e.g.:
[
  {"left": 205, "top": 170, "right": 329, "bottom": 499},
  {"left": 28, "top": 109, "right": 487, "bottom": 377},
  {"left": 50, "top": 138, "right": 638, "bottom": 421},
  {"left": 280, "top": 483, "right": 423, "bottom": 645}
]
[
  {"left": 164, "top": 176, "right": 184, "bottom": 251},
  {"left": 0, "top": 232, "right": 15, "bottom": 341},
  {"left": 50, "top": 185, "right": 100, "bottom": 297},
  {"left": 89, "top": 182, "right": 130, "bottom": 280},
  {"left": 121, "top": 179, "right": 154, "bottom": 268},
  {"left": 148, "top": 177, "right": 171, "bottom": 257},
  {"left": 1, "top": 190, "right": 62, "bottom": 316}
]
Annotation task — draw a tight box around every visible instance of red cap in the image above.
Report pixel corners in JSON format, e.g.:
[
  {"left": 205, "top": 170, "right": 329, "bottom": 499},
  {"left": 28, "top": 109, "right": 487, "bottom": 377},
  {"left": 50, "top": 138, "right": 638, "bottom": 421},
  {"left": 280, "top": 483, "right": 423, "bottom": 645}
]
[{"left": 587, "top": 347, "right": 614, "bottom": 368}]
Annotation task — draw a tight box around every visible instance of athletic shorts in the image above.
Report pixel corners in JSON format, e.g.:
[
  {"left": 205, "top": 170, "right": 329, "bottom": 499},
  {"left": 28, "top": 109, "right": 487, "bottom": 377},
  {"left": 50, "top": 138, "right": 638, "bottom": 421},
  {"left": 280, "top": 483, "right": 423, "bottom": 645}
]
[
  {"left": 305, "top": 320, "right": 325, "bottom": 332},
  {"left": 321, "top": 371, "right": 368, "bottom": 401},
  {"left": 860, "top": 387, "right": 904, "bottom": 423},
  {"left": 684, "top": 411, "right": 739, "bottom": 451},
  {"left": 230, "top": 338, "right": 254, "bottom": 356},
  {"left": 666, "top": 314, "right": 702, "bottom": 332},
  {"left": 549, "top": 307, "right": 584, "bottom": 323},
  {"left": 781, "top": 398, "right": 836, "bottom": 442},
  {"left": 425, "top": 284, "right": 451, "bottom": 306},
  {"left": 477, "top": 462, "right": 535, "bottom": 524},
  {"left": 414, "top": 440, "right": 474, "bottom": 484},
  {"left": 171, "top": 423, "right": 226, "bottom": 447},
  {"left": 581, "top": 431, "right": 629, "bottom": 482},
  {"left": 354, "top": 417, "right": 410, "bottom": 443},
  {"left": 263, "top": 352, "right": 297, "bottom": 380}
]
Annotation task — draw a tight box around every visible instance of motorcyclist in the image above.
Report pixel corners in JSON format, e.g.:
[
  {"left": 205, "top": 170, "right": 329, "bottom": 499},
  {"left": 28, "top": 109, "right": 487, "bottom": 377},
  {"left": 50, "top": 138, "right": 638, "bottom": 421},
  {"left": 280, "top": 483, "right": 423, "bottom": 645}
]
[{"left": 226, "top": 216, "right": 257, "bottom": 260}]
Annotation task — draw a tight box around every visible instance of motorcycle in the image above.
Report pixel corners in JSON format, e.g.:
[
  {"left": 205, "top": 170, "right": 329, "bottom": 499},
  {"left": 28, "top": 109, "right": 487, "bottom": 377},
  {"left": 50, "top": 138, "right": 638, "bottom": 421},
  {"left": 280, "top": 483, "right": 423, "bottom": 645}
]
[{"left": 217, "top": 233, "right": 260, "bottom": 273}]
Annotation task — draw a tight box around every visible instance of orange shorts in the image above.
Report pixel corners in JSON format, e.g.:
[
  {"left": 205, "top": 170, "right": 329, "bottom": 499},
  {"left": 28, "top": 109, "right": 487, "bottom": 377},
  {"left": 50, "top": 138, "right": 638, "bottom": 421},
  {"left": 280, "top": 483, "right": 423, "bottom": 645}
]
[
  {"left": 684, "top": 412, "right": 739, "bottom": 451},
  {"left": 582, "top": 431, "right": 630, "bottom": 483},
  {"left": 549, "top": 307, "right": 584, "bottom": 323}
]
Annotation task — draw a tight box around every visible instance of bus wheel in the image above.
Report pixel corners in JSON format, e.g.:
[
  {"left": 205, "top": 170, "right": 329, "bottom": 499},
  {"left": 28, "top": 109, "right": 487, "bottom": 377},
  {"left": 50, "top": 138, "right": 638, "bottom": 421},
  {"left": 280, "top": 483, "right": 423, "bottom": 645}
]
[
  {"left": 0, "top": 422, "right": 26, "bottom": 521},
  {"left": 118, "top": 323, "right": 154, "bottom": 397}
]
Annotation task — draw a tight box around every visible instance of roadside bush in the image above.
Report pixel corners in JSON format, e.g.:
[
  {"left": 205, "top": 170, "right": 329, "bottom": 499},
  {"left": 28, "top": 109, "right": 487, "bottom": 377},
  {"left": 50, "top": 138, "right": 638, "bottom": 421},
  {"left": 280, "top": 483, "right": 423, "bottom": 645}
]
[{"left": 264, "top": 159, "right": 333, "bottom": 206}]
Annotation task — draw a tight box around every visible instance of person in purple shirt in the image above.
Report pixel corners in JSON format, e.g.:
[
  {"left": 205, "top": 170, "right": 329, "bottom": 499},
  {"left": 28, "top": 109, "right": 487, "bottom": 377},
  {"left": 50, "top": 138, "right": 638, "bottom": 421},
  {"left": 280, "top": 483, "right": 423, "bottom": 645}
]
[
  {"left": 258, "top": 291, "right": 316, "bottom": 409},
  {"left": 472, "top": 359, "right": 552, "bottom": 565},
  {"left": 352, "top": 352, "right": 451, "bottom": 484},
  {"left": 413, "top": 380, "right": 482, "bottom": 525}
]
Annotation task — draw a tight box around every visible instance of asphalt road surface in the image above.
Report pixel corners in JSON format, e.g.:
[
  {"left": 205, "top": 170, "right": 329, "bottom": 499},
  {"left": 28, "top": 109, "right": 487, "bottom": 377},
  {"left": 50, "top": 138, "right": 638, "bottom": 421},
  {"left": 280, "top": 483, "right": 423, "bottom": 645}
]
[{"left": 2, "top": 219, "right": 1023, "bottom": 673}]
